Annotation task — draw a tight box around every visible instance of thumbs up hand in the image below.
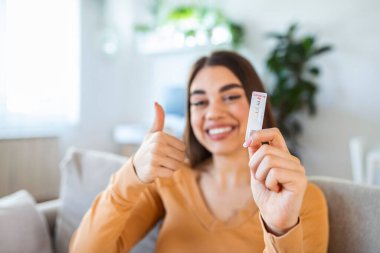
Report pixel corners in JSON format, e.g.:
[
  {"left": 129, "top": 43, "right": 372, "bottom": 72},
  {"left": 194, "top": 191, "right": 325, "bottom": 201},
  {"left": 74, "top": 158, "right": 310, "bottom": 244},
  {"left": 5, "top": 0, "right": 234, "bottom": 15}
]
[{"left": 133, "top": 102, "right": 186, "bottom": 183}]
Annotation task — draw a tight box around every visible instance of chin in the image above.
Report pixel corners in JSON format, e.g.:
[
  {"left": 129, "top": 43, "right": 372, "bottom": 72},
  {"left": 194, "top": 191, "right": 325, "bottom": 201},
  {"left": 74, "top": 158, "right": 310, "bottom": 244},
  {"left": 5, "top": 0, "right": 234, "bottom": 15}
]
[{"left": 206, "top": 143, "right": 244, "bottom": 156}]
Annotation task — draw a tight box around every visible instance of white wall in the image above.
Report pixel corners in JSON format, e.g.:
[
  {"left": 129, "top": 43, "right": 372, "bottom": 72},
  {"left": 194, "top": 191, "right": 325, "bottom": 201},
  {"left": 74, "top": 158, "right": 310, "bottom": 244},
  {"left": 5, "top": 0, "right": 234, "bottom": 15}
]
[
  {"left": 219, "top": 0, "right": 380, "bottom": 179},
  {"left": 59, "top": 0, "right": 152, "bottom": 153},
  {"left": 60, "top": 0, "right": 380, "bottom": 180},
  {"left": 0, "top": 1, "right": 6, "bottom": 105}
]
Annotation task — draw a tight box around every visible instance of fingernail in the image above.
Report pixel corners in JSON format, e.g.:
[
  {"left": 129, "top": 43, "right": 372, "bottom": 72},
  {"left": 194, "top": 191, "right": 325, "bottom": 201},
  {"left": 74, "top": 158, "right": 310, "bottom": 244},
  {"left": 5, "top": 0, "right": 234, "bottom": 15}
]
[{"left": 243, "top": 138, "right": 251, "bottom": 148}]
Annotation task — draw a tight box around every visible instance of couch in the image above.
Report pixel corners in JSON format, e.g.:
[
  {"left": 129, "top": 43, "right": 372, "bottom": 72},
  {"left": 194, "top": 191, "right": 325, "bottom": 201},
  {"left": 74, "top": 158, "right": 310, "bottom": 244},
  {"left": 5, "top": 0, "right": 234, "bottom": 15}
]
[{"left": 1, "top": 147, "right": 380, "bottom": 253}]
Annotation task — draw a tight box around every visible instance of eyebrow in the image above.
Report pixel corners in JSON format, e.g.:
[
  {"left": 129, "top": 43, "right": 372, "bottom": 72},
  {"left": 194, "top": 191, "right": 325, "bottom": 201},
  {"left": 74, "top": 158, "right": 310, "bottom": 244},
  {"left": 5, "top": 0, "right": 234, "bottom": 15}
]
[{"left": 190, "top": 83, "right": 243, "bottom": 96}]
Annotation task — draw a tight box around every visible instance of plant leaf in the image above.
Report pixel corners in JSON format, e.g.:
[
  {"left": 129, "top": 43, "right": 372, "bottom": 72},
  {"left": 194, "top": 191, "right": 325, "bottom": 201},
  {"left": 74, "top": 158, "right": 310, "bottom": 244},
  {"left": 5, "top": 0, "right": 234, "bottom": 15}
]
[
  {"left": 287, "top": 23, "right": 298, "bottom": 38},
  {"left": 266, "top": 32, "right": 287, "bottom": 40},
  {"left": 308, "top": 67, "right": 320, "bottom": 76},
  {"left": 311, "top": 45, "right": 333, "bottom": 56}
]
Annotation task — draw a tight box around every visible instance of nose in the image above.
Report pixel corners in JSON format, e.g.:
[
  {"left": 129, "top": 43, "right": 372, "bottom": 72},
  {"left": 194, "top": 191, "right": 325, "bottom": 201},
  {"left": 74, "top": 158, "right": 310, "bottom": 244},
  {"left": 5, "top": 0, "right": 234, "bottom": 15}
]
[{"left": 205, "top": 99, "right": 225, "bottom": 120}]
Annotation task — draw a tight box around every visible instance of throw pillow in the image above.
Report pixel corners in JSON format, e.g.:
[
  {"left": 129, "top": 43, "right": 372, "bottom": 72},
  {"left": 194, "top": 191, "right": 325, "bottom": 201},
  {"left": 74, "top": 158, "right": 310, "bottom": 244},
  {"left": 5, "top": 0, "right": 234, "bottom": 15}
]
[
  {"left": 55, "top": 147, "right": 127, "bottom": 253},
  {"left": 0, "top": 190, "right": 52, "bottom": 253},
  {"left": 56, "top": 147, "right": 160, "bottom": 253}
]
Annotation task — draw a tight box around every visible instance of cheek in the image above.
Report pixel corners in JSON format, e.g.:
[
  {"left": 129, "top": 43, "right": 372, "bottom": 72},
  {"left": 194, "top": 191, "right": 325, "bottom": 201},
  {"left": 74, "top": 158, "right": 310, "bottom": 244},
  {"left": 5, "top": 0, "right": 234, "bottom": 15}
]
[
  {"left": 233, "top": 104, "right": 249, "bottom": 131},
  {"left": 190, "top": 109, "right": 203, "bottom": 135}
]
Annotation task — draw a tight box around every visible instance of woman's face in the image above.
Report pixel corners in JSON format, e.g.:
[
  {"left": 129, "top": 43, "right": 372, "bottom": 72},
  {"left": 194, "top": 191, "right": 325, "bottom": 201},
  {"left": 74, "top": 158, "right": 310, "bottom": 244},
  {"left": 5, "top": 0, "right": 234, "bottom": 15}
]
[{"left": 190, "top": 66, "right": 250, "bottom": 156}]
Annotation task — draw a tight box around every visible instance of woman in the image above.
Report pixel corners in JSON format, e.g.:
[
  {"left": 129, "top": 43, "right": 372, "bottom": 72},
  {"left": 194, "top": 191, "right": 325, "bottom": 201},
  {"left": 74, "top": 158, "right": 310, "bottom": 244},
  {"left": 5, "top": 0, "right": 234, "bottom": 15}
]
[{"left": 70, "top": 51, "right": 328, "bottom": 253}]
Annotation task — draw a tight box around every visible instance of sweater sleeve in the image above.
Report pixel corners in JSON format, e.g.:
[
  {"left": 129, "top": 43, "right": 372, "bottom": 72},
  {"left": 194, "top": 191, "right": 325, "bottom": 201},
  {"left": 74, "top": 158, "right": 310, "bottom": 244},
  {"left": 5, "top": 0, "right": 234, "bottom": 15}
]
[
  {"left": 261, "top": 183, "right": 329, "bottom": 253},
  {"left": 69, "top": 158, "right": 165, "bottom": 253}
]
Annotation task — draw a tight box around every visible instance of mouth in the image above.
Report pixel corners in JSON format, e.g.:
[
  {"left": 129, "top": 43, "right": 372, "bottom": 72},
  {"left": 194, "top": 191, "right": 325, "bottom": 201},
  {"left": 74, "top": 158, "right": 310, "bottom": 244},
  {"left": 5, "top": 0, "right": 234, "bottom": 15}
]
[{"left": 206, "top": 125, "right": 237, "bottom": 140}]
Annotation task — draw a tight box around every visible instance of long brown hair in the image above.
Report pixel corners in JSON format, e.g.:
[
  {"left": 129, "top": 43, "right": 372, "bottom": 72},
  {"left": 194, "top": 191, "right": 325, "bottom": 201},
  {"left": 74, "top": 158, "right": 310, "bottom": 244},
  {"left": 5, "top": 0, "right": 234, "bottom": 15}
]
[{"left": 183, "top": 51, "right": 276, "bottom": 168}]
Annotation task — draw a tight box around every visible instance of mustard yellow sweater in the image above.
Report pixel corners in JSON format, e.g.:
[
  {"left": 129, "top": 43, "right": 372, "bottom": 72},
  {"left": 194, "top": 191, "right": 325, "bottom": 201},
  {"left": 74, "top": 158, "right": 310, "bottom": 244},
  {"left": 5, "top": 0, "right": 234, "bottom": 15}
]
[{"left": 70, "top": 158, "right": 329, "bottom": 253}]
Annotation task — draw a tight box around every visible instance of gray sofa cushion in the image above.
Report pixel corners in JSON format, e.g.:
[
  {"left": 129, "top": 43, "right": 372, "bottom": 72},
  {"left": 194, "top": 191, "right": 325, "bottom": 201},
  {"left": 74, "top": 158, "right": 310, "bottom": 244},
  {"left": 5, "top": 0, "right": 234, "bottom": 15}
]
[
  {"left": 310, "top": 176, "right": 380, "bottom": 253},
  {"left": 0, "top": 190, "right": 53, "bottom": 253},
  {"left": 55, "top": 147, "right": 159, "bottom": 253},
  {"left": 55, "top": 147, "right": 127, "bottom": 253}
]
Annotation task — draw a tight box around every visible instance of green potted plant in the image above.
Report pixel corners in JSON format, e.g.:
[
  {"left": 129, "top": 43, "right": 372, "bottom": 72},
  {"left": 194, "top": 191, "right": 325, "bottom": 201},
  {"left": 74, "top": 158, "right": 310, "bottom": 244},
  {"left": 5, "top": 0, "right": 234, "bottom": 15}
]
[
  {"left": 134, "top": 2, "right": 244, "bottom": 52},
  {"left": 162, "top": 5, "right": 244, "bottom": 48},
  {"left": 266, "top": 23, "right": 332, "bottom": 154}
]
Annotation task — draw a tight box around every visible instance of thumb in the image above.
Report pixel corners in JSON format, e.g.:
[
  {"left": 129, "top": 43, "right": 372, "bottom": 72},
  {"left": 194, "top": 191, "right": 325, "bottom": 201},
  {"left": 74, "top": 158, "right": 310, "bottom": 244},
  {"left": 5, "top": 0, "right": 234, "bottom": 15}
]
[
  {"left": 244, "top": 138, "right": 255, "bottom": 158},
  {"left": 248, "top": 147, "right": 254, "bottom": 158},
  {"left": 150, "top": 102, "right": 165, "bottom": 132}
]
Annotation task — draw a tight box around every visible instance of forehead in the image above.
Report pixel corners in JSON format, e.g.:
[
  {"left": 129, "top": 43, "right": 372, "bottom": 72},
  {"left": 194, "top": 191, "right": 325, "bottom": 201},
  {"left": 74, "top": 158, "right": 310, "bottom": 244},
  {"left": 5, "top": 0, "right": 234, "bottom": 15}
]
[{"left": 190, "top": 66, "right": 242, "bottom": 91}]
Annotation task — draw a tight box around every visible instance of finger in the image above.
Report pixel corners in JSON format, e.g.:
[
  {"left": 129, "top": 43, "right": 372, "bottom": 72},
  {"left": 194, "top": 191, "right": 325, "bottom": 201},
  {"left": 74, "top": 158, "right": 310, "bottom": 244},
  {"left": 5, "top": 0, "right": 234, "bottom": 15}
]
[
  {"left": 264, "top": 169, "right": 281, "bottom": 192},
  {"left": 264, "top": 168, "right": 306, "bottom": 192},
  {"left": 150, "top": 132, "right": 186, "bottom": 152},
  {"left": 162, "top": 134, "right": 186, "bottom": 152},
  {"left": 246, "top": 139, "right": 255, "bottom": 158},
  {"left": 160, "top": 146, "right": 186, "bottom": 163},
  {"left": 156, "top": 155, "right": 183, "bottom": 171},
  {"left": 250, "top": 170, "right": 263, "bottom": 188},
  {"left": 247, "top": 128, "right": 289, "bottom": 154},
  {"left": 254, "top": 156, "right": 302, "bottom": 183},
  {"left": 249, "top": 145, "right": 300, "bottom": 172},
  {"left": 155, "top": 167, "right": 174, "bottom": 178},
  {"left": 150, "top": 102, "right": 165, "bottom": 133}
]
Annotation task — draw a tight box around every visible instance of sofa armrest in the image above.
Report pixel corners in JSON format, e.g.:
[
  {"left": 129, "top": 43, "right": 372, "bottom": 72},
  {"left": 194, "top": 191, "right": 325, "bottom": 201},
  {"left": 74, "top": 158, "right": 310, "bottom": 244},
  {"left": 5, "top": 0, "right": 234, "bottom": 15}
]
[{"left": 36, "top": 199, "right": 61, "bottom": 236}]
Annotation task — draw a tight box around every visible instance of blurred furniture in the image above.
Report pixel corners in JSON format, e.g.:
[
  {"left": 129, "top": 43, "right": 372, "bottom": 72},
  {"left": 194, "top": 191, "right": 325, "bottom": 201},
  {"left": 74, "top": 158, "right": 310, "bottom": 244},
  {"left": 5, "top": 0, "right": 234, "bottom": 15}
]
[
  {"left": 2, "top": 147, "right": 380, "bottom": 253},
  {"left": 7, "top": 147, "right": 155, "bottom": 253},
  {"left": 349, "top": 136, "right": 380, "bottom": 185},
  {"left": 0, "top": 136, "right": 60, "bottom": 201},
  {"left": 367, "top": 151, "right": 380, "bottom": 185},
  {"left": 0, "top": 190, "right": 54, "bottom": 253},
  {"left": 309, "top": 176, "right": 380, "bottom": 253}
]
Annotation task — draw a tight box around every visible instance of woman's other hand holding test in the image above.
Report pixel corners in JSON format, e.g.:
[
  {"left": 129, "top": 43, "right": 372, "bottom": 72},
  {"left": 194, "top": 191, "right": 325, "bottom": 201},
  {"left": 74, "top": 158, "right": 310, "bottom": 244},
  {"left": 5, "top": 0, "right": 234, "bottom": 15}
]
[{"left": 245, "top": 128, "right": 307, "bottom": 236}]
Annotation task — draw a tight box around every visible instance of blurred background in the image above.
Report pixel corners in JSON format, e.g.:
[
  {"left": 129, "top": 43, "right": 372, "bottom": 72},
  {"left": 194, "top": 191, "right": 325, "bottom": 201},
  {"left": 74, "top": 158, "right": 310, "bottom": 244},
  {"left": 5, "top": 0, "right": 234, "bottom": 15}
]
[{"left": 1, "top": 0, "right": 380, "bottom": 202}]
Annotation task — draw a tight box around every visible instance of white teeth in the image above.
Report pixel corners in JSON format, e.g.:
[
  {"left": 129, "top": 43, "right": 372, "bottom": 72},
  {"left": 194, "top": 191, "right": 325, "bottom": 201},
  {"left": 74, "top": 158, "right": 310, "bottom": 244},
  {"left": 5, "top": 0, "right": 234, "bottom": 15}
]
[{"left": 208, "top": 127, "right": 233, "bottom": 135}]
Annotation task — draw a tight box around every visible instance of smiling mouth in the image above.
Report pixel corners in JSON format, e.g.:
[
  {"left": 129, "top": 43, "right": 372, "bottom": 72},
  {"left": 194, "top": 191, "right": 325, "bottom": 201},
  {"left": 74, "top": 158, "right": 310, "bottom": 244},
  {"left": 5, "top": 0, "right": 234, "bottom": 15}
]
[{"left": 206, "top": 126, "right": 236, "bottom": 140}]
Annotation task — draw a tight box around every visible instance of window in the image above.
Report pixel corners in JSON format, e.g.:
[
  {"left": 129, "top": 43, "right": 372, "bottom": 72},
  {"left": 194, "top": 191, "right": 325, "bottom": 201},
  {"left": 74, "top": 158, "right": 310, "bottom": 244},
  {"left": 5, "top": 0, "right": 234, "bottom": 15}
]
[{"left": 0, "top": 0, "right": 80, "bottom": 138}]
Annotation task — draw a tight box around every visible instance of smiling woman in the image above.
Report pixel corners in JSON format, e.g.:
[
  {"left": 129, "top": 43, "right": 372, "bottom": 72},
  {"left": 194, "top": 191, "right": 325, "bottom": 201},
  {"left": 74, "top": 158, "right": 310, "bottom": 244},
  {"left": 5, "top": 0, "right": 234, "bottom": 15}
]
[
  {"left": 185, "top": 52, "right": 276, "bottom": 167},
  {"left": 0, "top": 0, "right": 80, "bottom": 138},
  {"left": 189, "top": 67, "right": 251, "bottom": 157},
  {"left": 70, "top": 50, "right": 328, "bottom": 253}
]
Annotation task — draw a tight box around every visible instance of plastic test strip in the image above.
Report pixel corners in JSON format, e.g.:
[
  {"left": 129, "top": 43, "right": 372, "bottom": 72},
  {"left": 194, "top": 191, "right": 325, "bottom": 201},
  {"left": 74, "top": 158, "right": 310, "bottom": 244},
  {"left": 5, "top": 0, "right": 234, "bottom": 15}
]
[{"left": 245, "top": 91, "right": 267, "bottom": 142}]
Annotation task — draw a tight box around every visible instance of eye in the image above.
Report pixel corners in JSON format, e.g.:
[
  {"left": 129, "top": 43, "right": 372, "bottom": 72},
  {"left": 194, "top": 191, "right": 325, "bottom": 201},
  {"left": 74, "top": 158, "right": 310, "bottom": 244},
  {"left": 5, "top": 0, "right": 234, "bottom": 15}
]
[
  {"left": 223, "top": 95, "right": 242, "bottom": 102},
  {"left": 190, "top": 100, "right": 208, "bottom": 107}
]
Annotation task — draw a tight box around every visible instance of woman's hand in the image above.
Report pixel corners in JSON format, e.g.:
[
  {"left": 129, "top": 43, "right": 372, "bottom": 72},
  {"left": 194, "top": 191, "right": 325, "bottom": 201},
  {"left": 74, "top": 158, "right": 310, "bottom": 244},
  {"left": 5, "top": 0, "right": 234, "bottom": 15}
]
[
  {"left": 133, "top": 102, "right": 186, "bottom": 183},
  {"left": 245, "top": 128, "right": 307, "bottom": 235}
]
